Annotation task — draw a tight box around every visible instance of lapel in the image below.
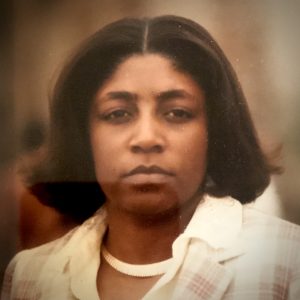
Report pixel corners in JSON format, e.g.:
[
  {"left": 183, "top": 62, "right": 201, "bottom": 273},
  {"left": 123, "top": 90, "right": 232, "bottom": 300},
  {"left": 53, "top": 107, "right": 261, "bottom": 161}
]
[
  {"left": 171, "top": 196, "right": 245, "bottom": 299},
  {"left": 36, "top": 207, "right": 107, "bottom": 300},
  {"left": 172, "top": 239, "right": 244, "bottom": 300}
]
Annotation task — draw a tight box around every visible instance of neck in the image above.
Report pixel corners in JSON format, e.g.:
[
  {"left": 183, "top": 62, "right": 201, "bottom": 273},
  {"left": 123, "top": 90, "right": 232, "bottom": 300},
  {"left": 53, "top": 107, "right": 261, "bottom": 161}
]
[{"left": 103, "top": 195, "right": 201, "bottom": 264}]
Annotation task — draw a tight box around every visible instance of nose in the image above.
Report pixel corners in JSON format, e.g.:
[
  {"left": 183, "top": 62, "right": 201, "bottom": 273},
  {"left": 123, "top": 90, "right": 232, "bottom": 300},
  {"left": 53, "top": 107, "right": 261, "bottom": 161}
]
[{"left": 129, "top": 114, "right": 165, "bottom": 154}]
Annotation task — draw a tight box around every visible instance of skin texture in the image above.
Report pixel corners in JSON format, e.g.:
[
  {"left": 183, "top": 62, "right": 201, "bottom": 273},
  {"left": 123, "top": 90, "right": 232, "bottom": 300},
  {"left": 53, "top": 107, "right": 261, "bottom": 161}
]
[
  {"left": 90, "top": 54, "right": 207, "bottom": 220},
  {"left": 89, "top": 54, "right": 208, "bottom": 299}
]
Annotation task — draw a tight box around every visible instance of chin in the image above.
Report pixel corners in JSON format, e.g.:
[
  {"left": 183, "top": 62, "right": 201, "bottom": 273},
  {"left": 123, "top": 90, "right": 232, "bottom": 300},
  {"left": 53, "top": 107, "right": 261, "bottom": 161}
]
[
  {"left": 124, "top": 185, "right": 201, "bottom": 223},
  {"left": 118, "top": 184, "right": 180, "bottom": 217},
  {"left": 125, "top": 203, "right": 182, "bottom": 223},
  {"left": 103, "top": 181, "right": 201, "bottom": 220}
]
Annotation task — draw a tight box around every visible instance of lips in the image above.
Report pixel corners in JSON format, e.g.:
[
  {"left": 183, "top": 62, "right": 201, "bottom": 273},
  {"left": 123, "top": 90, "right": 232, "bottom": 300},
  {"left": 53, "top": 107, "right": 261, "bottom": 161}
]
[
  {"left": 121, "top": 165, "right": 174, "bottom": 185},
  {"left": 123, "top": 165, "right": 175, "bottom": 178}
]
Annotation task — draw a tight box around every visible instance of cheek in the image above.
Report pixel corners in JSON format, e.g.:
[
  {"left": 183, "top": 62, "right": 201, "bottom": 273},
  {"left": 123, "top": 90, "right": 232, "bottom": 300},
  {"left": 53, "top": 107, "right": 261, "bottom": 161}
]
[
  {"left": 182, "top": 124, "right": 207, "bottom": 156},
  {"left": 90, "top": 129, "right": 118, "bottom": 181},
  {"left": 179, "top": 127, "right": 208, "bottom": 180},
  {"left": 172, "top": 130, "right": 207, "bottom": 202}
]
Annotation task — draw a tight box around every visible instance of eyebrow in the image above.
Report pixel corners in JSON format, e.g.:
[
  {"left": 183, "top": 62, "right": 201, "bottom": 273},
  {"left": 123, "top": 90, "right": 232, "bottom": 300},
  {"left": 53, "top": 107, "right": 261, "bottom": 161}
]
[
  {"left": 156, "top": 89, "right": 194, "bottom": 102},
  {"left": 102, "top": 91, "right": 138, "bottom": 102},
  {"left": 100, "top": 89, "right": 194, "bottom": 103}
]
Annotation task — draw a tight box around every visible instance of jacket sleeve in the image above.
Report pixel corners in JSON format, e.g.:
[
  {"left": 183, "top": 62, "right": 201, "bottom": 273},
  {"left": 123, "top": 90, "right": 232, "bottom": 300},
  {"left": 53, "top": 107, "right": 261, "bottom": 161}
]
[
  {"left": 288, "top": 247, "right": 300, "bottom": 300},
  {"left": 1, "top": 252, "right": 22, "bottom": 300}
]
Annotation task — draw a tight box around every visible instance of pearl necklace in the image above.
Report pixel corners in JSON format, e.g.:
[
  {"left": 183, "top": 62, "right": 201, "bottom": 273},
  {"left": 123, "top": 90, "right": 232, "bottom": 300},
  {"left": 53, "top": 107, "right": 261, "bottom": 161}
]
[{"left": 101, "top": 245, "right": 173, "bottom": 277}]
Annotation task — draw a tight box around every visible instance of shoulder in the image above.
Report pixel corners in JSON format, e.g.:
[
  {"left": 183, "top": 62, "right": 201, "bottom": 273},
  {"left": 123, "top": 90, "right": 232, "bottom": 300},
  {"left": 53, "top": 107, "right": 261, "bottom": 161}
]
[
  {"left": 18, "top": 227, "right": 77, "bottom": 266},
  {"left": 242, "top": 205, "right": 300, "bottom": 242},
  {"left": 1, "top": 208, "right": 106, "bottom": 299},
  {"left": 239, "top": 205, "right": 300, "bottom": 270},
  {"left": 1, "top": 229, "right": 74, "bottom": 299},
  {"left": 1, "top": 226, "right": 78, "bottom": 296},
  {"left": 222, "top": 206, "right": 300, "bottom": 298},
  {"left": 14, "top": 206, "right": 106, "bottom": 266},
  {"left": 11, "top": 209, "right": 104, "bottom": 270}
]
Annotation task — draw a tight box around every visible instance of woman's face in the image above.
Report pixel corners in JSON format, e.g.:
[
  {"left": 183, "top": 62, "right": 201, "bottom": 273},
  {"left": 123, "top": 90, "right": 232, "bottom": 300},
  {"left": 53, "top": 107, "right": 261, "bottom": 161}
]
[{"left": 89, "top": 54, "right": 207, "bottom": 217}]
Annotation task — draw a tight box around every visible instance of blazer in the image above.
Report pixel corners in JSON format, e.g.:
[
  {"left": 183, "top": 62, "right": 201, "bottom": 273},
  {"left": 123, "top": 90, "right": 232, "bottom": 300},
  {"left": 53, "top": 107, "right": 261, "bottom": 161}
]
[{"left": 1, "top": 196, "right": 300, "bottom": 300}]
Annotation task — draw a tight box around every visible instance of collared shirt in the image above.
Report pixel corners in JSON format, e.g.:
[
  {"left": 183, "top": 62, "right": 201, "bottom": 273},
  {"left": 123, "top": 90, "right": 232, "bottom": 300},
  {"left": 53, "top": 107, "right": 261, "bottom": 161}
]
[{"left": 2, "top": 195, "right": 300, "bottom": 299}]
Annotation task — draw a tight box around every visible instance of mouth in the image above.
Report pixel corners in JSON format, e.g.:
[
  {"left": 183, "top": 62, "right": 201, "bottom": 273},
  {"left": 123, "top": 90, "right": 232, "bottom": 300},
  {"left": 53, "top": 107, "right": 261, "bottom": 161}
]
[{"left": 122, "top": 165, "right": 175, "bottom": 178}]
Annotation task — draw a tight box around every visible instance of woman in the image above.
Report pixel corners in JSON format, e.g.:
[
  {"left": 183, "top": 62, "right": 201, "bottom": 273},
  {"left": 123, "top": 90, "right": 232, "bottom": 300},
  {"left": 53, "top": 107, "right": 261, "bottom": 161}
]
[{"left": 2, "top": 15, "right": 299, "bottom": 300}]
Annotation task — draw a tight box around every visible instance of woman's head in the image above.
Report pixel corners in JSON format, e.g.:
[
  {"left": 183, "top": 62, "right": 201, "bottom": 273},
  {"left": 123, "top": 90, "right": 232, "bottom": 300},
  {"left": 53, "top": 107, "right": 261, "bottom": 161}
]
[
  {"left": 29, "top": 15, "right": 278, "bottom": 222},
  {"left": 89, "top": 53, "right": 208, "bottom": 218}
]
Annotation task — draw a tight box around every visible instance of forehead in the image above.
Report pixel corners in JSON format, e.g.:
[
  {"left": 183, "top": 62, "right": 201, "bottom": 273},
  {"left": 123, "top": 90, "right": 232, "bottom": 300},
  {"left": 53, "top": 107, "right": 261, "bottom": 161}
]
[{"left": 95, "top": 53, "right": 204, "bottom": 99}]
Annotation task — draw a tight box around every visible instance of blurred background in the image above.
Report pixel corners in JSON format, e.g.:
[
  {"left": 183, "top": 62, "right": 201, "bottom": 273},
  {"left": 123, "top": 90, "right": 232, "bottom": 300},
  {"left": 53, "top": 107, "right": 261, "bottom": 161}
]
[{"left": 1, "top": 0, "right": 300, "bottom": 282}]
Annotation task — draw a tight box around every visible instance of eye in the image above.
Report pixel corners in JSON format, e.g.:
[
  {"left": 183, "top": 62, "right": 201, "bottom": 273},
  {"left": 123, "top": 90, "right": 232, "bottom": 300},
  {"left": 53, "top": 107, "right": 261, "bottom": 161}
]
[
  {"left": 102, "top": 109, "right": 132, "bottom": 123},
  {"left": 164, "top": 108, "right": 193, "bottom": 122}
]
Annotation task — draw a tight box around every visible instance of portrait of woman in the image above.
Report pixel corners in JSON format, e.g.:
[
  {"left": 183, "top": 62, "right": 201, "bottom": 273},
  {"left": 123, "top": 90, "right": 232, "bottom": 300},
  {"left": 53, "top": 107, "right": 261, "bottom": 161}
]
[{"left": 1, "top": 15, "right": 300, "bottom": 300}]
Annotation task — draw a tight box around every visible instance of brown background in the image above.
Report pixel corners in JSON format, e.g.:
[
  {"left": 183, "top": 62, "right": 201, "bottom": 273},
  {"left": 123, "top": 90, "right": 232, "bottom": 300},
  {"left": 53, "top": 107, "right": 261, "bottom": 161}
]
[{"left": 1, "top": 0, "right": 300, "bottom": 282}]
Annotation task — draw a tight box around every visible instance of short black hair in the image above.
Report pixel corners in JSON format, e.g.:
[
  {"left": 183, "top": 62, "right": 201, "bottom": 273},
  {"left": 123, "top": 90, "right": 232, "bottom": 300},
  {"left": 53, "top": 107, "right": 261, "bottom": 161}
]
[{"left": 27, "top": 15, "right": 279, "bottom": 222}]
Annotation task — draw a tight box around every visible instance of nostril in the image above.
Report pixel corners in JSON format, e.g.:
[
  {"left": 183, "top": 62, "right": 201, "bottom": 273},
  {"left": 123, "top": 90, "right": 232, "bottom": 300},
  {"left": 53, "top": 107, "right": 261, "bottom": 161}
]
[
  {"left": 152, "top": 144, "right": 163, "bottom": 153},
  {"left": 131, "top": 145, "right": 140, "bottom": 153},
  {"left": 131, "top": 144, "right": 163, "bottom": 154}
]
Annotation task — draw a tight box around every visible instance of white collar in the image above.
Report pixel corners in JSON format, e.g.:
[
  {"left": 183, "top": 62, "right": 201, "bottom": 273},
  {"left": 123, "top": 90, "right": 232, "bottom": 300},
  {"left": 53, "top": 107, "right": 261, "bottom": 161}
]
[
  {"left": 49, "top": 195, "right": 243, "bottom": 299},
  {"left": 182, "top": 195, "right": 243, "bottom": 249},
  {"left": 53, "top": 195, "right": 243, "bottom": 270}
]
